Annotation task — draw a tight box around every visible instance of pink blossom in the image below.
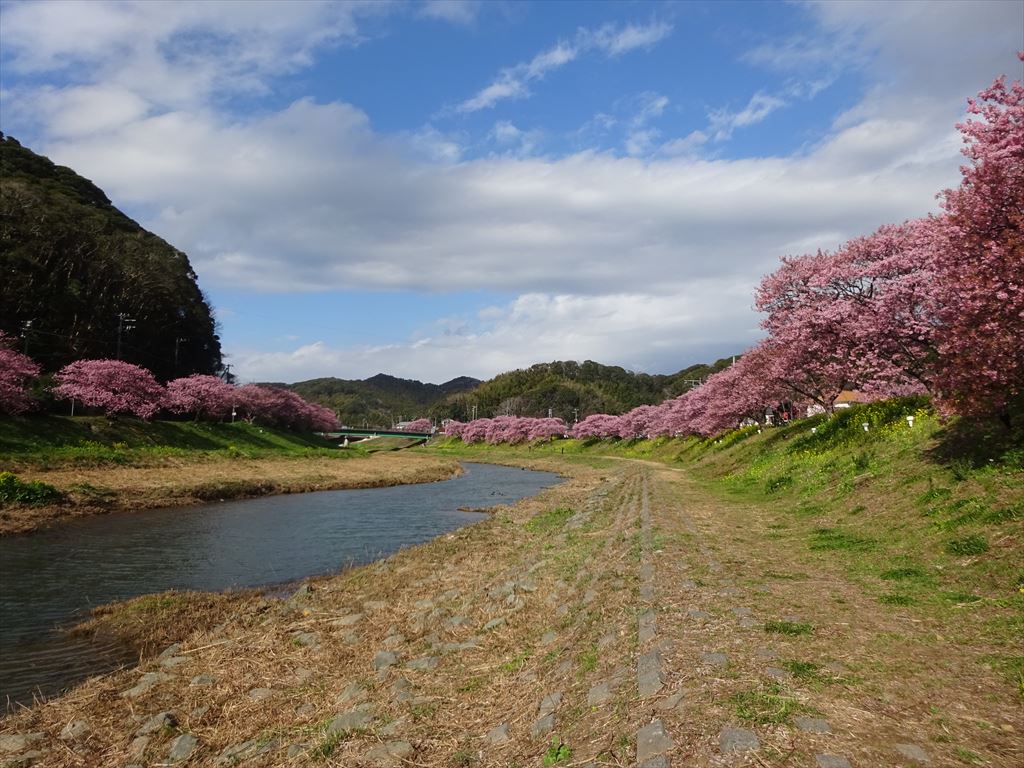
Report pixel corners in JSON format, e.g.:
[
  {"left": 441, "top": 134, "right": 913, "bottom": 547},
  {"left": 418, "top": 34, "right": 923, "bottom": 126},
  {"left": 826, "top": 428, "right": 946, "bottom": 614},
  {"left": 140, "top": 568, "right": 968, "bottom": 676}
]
[
  {"left": 166, "top": 375, "right": 235, "bottom": 420},
  {"left": 54, "top": 359, "right": 166, "bottom": 420},
  {"left": 0, "top": 331, "right": 41, "bottom": 415}
]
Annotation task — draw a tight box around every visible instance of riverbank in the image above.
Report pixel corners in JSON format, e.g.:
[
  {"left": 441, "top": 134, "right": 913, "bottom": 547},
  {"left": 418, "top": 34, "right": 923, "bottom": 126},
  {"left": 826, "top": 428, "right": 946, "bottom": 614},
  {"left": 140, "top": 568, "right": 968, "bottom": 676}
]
[
  {"left": 0, "top": 416, "right": 460, "bottom": 534},
  {"left": 1, "top": 407, "right": 1020, "bottom": 766}
]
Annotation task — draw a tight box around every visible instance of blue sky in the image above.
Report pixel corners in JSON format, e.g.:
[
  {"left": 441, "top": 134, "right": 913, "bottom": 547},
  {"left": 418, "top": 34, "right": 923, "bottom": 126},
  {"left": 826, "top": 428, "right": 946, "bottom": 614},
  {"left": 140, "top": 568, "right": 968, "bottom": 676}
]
[{"left": 1, "top": 0, "right": 1021, "bottom": 383}]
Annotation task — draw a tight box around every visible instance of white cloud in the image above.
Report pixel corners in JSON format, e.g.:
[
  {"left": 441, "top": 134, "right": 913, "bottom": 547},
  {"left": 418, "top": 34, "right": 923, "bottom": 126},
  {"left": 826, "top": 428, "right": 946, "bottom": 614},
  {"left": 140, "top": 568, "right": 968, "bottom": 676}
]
[
  {"left": 2, "top": 0, "right": 1020, "bottom": 382},
  {"left": 708, "top": 91, "right": 787, "bottom": 142},
  {"left": 589, "top": 21, "right": 673, "bottom": 57},
  {"left": 660, "top": 130, "right": 708, "bottom": 156},
  {"left": 456, "top": 21, "right": 673, "bottom": 113},
  {"left": 0, "top": 0, "right": 384, "bottom": 112},
  {"left": 489, "top": 120, "right": 540, "bottom": 156},
  {"left": 35, "top": 95, "right": 954, "bottom": 303},
  {"left": 419, "top": 0, "right": 480, "bottom": 26},
  {"left": 230, "top": 285, "right": 759, "bottom": 383}
]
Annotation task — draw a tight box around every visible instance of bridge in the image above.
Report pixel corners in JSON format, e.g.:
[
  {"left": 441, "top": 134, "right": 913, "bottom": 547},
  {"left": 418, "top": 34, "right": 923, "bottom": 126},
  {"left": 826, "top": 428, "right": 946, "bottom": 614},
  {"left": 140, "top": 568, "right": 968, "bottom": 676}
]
[{"left": 322, "top": 428, "right": 434, "bottom": 442}]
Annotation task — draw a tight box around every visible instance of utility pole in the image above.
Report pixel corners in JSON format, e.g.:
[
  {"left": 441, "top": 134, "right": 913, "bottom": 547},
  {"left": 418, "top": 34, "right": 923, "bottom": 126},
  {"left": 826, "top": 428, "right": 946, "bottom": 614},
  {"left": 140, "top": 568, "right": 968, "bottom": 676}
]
[
  {"left": 174, "top": 337, "right": 186, "bottom": 372},
  {"left": 116, "top": 313, "right": 136, "bottom": 360},
  {"left": 20, "top": 320, "right": 32, "bottom": 355}
]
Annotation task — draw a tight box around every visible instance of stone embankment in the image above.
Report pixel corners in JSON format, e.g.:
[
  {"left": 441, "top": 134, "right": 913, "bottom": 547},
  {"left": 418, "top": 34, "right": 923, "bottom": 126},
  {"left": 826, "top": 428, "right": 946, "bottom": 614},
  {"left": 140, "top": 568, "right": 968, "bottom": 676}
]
[{"left": 1, "top": 458, "right": 1019, "bottom": 766}]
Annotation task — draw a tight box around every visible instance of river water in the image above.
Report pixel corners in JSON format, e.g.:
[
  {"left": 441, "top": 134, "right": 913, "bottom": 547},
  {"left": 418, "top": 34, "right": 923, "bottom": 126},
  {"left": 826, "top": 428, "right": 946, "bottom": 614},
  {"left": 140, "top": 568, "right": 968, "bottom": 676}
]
[{"left": 0, "top": 461, "right": 560, "bottom": 707}]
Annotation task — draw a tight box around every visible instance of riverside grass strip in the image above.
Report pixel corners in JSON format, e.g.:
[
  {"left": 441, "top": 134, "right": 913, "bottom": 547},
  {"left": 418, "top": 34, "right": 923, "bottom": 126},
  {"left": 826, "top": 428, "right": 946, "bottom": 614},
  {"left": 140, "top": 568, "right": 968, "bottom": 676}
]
[{"left": 1, "top": 438, "right": 1020, "bottom": 767}]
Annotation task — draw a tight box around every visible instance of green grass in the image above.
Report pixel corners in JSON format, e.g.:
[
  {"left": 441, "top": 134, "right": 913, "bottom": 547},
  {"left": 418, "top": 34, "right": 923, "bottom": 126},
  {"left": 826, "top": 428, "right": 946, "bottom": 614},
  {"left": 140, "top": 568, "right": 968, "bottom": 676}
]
[
  {"left": 946, "top": 535, "right": 989, "bottom": 556},
  {"left": 542, "top": 738, "right": 572, "bottom": 766},
  {"left": 764, "top": 620, "right": 814, "bottom": 636},
  {"left": 0, "top": 414, "right": 346, "bottom": 468},
  {"left": 730, "top": 682, "right": 813, "bottom": 724},
  {"left": 0, "top": 471, "right": 63, "bottom": 506},
  {"left": 430, "top": 396, "right": 1024, "bottom": 691},
  {"left": 809, "top": 527, "right": 876, "bottom": 553},
  {"left": 525, "top": 507, "right": 574, "bottom": 534},
  {"left": 879, "top": 593, "right": 917, "bottom": 606},
  {"left": 577, "top": 644, "right": 598, "bottom": 674}
]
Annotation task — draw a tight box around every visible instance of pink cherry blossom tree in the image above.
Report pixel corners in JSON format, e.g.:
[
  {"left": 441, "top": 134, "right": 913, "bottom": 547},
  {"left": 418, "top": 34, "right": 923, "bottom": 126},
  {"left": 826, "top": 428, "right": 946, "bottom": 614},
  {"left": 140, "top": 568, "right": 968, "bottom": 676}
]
[
  {"left": 54, "top": 359, "right": 166, "bottom": 419},
  {"left": 443, "top": 420, "right": 466, "bottom": 438},
  {"left": 929, "top": 67, "right": 1024, "bottom": 420},
  {"left": 400, "top": 418, "right": 433, "bottom": 433},
  {"left": 460, "top": 418, "right": 492, "bottom": 443},
  {"left": 527, "top": 417, "right": 567, "bottom": 442},
  {"left": 166, "top": 374, "right": 236, "bottom": 421},
  {"left": 0, "top": 331, "right": 41, "bottom": 415}
]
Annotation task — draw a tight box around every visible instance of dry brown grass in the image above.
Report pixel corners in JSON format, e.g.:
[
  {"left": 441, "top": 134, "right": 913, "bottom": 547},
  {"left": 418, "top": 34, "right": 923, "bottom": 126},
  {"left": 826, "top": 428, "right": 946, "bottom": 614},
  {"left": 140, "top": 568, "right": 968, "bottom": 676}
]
[
  {"left": 0, "top": 452, "right": 460, "bottom": 535},
  {"left": 1, "top": 453, "right": 1019, "bottom": 768}
]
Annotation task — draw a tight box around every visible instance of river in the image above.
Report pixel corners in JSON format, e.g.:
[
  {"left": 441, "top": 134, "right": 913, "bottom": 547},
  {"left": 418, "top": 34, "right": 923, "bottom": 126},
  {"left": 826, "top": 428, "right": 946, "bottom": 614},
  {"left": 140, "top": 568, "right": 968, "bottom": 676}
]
[{"left": 0, "top": 461, "right": 560, "bottom": 707}]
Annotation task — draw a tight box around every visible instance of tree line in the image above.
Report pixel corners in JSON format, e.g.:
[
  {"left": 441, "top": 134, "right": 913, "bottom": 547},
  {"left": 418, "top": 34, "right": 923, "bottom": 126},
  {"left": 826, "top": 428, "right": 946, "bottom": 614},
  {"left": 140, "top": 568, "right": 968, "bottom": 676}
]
[{"left": 445, "top": 69, "right": 1022, "bottom": 442}]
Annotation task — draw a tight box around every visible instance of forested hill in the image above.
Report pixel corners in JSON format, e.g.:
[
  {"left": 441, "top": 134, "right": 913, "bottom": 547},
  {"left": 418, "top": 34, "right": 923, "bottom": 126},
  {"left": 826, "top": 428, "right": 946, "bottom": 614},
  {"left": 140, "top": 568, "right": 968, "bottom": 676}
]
[
  {"left": 286, "top": 374, "right": 481, "bottom": 427},
  {"left": 0, "top": 134, "right": 222, "bottom": 379},
  {"left": 288, "top": 359, "right": 734, "bottom": 426},
  {"left": 431, "top": 359, "right": 735, "bottom": 423}
]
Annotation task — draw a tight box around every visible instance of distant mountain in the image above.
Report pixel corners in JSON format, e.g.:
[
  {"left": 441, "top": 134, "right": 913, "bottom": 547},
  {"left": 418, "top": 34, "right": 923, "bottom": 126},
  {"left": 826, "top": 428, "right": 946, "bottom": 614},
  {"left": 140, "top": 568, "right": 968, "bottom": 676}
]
[
  {"left": 286, "top": 374, "right": 481, "bottom": 427},
  {"left": 0, "top": 134, "right": 223, "bottom": 379},
  {"left": 288, "top": 359, "right": 735, "bottom": 427}
]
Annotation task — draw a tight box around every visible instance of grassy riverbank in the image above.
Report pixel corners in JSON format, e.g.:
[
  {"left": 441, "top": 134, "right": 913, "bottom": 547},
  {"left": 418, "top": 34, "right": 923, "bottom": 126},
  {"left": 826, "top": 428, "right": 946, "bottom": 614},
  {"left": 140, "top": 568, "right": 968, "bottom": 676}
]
[
  {"left": 0, "top": 416, "right": 459, "bottom": 534},
  {"left": 1, "top": 405, "right": 1020, "bottom": 767}
]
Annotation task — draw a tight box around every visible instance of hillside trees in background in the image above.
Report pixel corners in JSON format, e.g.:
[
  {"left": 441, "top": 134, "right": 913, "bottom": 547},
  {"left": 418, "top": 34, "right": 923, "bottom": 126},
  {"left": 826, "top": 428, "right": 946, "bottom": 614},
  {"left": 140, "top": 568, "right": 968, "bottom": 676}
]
[
  {"left": 0, "top": 331, "right": 41, "bottom": 415},
  {"left": 0, "top": 135, "right": 222, "bottom": 379}
]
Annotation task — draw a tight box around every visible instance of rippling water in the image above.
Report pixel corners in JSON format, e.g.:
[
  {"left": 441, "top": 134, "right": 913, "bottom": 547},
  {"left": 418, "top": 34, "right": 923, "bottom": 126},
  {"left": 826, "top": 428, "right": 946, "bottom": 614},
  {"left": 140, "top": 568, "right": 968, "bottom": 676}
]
[{"left": 0, "top": 461, "right": 560, "bottom": 707}]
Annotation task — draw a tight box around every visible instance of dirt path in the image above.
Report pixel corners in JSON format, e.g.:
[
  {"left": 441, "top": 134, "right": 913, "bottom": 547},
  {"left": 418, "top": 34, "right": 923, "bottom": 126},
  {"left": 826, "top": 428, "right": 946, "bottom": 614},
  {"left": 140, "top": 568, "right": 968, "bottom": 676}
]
[{"left": 0, "top": 458, "right": 1019, "bottom": 767}]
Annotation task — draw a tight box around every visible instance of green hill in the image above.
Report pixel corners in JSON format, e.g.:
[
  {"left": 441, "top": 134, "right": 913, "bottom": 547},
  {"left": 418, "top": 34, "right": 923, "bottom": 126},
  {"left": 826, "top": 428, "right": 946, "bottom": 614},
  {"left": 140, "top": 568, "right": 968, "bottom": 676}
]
[
  {"left": 429, "top": 358, "right": 736, "bottom": 422},
  {"left": 0, "top": 134, "right": 222, "bottom": 380},
  {"left": 286, "top": 359, "right": 735, "bottom": 427},
  {"left": 285, "top": 373, "right": 481, "bottom": 427}
]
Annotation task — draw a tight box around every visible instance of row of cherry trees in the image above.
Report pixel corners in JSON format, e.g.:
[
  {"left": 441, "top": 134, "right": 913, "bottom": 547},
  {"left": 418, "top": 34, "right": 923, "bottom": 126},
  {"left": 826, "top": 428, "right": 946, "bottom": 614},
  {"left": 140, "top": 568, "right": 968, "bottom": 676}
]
[
  {"left": 0, "top": 341, "right": 338, "bottom": 431},
  {"left": 446, "top": 69, "right": 1022, "bottom": 442},
  {"left": 444, "top": 416, "right": 568, "bottom": 444}
]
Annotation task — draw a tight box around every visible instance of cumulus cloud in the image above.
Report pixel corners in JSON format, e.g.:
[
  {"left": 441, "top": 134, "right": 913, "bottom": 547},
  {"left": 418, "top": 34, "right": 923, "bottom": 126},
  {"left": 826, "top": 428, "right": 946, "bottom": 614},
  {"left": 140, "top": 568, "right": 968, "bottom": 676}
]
[
  {"left": 419, "top": 0, "right": 480, "bottom": 26},
  {"left": 230, "top": 284, "right": 758, "bottom": 383},
  {"left": 456, "top": 21, "right": 673, "bottom": 113},
  {"left": 1, "top": 0, "right": 1020, "bottom": 381},
  {"left": 0, "top": 0, "right": 384, "bottom": 112}
]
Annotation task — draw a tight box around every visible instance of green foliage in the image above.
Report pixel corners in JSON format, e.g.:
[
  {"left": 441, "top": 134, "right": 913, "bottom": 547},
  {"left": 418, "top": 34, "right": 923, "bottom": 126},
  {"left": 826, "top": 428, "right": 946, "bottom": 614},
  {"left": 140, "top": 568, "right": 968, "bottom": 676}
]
[
  {"left": 0, "top": 135, "right": 222, "bottom": 379},
  {"left": 577, "top": 644, "right": 599, "bottom": 673},
  {"left": 879, "top": 593, "right": 917, "bottom": 606},
  {"left": 542, "top": 737, "right": 571, "bottom": 766},
  {"left": 764, "top": 474, "right": 793, "bottom": 493},
  {"left": 432, "top": 357, "right": 734, "bottom": 424},
  {"left": 789, "top": 397, "right": 931, "bottom": 454},
  {"left": 0, "top": 471, "right": 62, "bottom": 506},
  {"left": 525, "top": 507, "right": 574, "bottom": 534},
  {"left": 289, "top": 373, "right": 479, "bottom": 429},
  {"left": 880, "top": 566, "right": 929, "bottom": 581},
  {"left": 781, "top": 660, "right": 824, "bottom": 681},
  {"left": 730, "top": 682, "right": 811, "bottom": 724},
  {"left": 809, "top": 527, "right": 876, "bottom": 553},
  {"left": 945, "top": 535, "right": 989, "bottom": 556},
  {"left": 764, "top": 620, "right": 814, "bottom": 636}
]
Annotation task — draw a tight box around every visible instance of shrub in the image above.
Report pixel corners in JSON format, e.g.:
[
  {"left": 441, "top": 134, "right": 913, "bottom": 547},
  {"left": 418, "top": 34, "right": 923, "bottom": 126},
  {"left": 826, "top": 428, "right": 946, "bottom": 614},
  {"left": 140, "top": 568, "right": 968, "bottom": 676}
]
[{"left": 0, "top": 472, "right": 62, "bottom": 506}]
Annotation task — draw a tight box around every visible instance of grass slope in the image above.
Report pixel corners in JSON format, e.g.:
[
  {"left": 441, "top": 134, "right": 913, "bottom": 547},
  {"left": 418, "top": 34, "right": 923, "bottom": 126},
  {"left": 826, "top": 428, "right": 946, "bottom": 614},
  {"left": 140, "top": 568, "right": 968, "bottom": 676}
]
[
  {"left": 0, "top": 414, "right": 340, "bottom": 470},
  {"left": 433, "top": 398, "right": 1024, "bottom": 699}
]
